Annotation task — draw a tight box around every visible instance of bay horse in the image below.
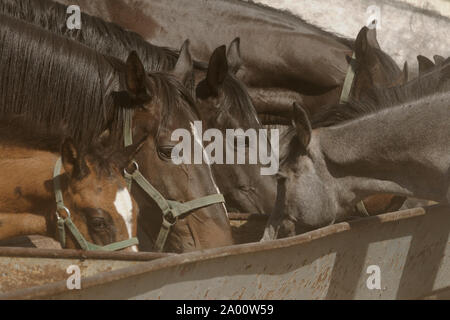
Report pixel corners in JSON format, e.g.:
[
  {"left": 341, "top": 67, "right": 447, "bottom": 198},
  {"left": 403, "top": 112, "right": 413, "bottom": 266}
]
[
  {"left": 0, "top": 117, "right": 143, "bottom": 251},
  {"left": 262, "top": 73, "right": 450, "bottom": 240},
  {"left": 0, "top": 0, "right": 277, "bottom": 215},
  {"left": 0, "top": 14, "right": 232, "bottom": 253}
]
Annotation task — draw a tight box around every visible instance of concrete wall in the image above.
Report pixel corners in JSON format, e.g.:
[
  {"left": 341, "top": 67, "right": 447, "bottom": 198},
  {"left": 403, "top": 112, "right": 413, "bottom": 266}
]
[{"left": 248, "top": 0, "right": 450, "bottom": 75}]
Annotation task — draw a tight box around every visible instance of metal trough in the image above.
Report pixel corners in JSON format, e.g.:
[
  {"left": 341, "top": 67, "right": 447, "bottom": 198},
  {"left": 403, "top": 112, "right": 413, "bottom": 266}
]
[{"left": 0, "top": 204, "right": 449, "bottom": 299}]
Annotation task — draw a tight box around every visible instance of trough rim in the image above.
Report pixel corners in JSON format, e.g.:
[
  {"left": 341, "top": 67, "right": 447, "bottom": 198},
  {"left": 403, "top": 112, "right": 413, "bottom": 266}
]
[{"left": 1, "top": 204, "right": 445, "bottom": 300}]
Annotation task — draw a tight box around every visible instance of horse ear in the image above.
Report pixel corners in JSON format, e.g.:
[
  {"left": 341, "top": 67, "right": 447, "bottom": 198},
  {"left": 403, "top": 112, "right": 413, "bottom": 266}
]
[
  {"left": 125, "top": 51, "right": 151, "bottom": 104},
  {"left": 417, "top": 55, "right": 434, "bottom": 74},
  {"left": 173, "top": 39, "right": 193, "bottom": 85},
  {"left": 227, "top": 37, "right": 242, "bottom": 74},
  {"left": 206, "top": 45, "right": 228, "bottom": 95},
  {"left": 292, "top": 102, "right": 312, "bottom": 149},
  {"left": 402, "top": 61, "right": 408, "bottom": 83},
  {"left": 354, "top": 26, "right": 380, "bottom": 61},
  {"left": 433, "top": 55, "right": 445, "bottom": 65},
  {"left": 61, "top": 138, "right": 88, "bottom": 180}
]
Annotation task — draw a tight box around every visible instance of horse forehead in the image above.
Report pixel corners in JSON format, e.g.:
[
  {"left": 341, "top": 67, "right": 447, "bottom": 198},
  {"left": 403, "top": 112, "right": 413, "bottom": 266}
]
[{"left": 114, "top": 188, "right": 133, "bottom": 212}]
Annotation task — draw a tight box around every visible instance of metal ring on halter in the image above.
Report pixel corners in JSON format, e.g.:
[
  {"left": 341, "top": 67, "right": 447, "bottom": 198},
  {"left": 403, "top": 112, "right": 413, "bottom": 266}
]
[
  {"left": 55, "top": 206, "right": 71, "bottom": 219},
  {"left": 123, "top": 161, "right": 139, "bottom": 176},
  {"left": 162, "top": 214, "right": 178, "bottom": 227}
]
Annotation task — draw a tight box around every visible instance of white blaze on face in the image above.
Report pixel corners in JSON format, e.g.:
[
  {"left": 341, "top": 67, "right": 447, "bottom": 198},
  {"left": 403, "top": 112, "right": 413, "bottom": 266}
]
[
  {"left": 190, "top": 122, "right": 228, "bottom": 215},
  {"left": 114, "top": 188, "right": 135, "bottom": 245}
]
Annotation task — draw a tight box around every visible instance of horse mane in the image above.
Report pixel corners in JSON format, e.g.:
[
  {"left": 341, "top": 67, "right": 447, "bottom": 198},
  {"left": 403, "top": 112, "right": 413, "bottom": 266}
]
[
  {"left": 0, "top": 13, "right": 128, "bottom": 145},
  {"left": 368, "top": 46, "right": 403, "bottom": 78},
  {"left": 150, "top": 72, "right": 201, "bottom": 132},
  {"left": 0, "top": 0, "right": 180, "bottom": 72},
  {"left": 215, "top": 74, "right": 260, "bottom": 128},
  {"left": 311, "top": 63, "right": 450, "bottom": 128},
  {"left": 0, "top": 115, "right": 129, "bottom": 175}
]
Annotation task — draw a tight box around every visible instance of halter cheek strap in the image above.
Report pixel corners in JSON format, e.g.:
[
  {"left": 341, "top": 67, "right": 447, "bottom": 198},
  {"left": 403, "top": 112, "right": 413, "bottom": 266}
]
[
  {"left": 339, "top": 52, "right": 357, "bottom": 104},
  {"left": 123, "top": 109, "right": 225, "bottom": 252},
  {"left": 339, "top": 52, "right": 370, "bottom": 217},
  {"left": 53, "top": 158, "right": 139, "bottom": 251}
]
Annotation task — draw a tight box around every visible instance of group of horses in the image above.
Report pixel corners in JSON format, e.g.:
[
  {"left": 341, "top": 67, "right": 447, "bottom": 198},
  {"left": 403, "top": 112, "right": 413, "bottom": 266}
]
[{"left": 0, "top": 0, "right": 448, "bottom": 253}]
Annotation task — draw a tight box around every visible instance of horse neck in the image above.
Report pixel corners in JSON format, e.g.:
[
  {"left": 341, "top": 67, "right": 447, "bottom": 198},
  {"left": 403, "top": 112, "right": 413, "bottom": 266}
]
[{"left": 317, "top": 93, "right": 450, "bottom": 203}]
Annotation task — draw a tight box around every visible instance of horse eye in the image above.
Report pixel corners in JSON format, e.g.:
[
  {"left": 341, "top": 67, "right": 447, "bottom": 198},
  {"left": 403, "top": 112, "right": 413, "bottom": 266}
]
[
  {"left": 90, "top": 217, "right": 107, "bottom": 229},
  {"left": 158, "top": 145, "right": 174, "bottom": 160}
]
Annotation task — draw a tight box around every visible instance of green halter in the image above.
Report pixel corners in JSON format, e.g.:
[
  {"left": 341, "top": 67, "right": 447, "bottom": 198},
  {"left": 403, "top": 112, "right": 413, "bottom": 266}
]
[
  {"left": 339, "top": 52, "right": 357, "bottom": 104},
  {"left": 123, "top": 110, "right": 225, "bottom": 252},
  {"left": 53, "top": 158, "right": 139, "bottom": 251},
  {"left": 340, "top": 52, "right": 371, "bottom": 218}
]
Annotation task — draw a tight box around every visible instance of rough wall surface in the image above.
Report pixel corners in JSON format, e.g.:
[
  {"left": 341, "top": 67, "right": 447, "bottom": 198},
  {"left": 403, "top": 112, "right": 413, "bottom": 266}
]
[{"left": 249, "top": 0, "right": 450, "bottom": 74}]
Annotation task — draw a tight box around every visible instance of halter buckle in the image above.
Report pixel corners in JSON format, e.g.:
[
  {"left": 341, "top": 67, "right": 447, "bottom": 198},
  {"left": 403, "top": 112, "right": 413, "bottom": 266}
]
[
  {"left": 124, "top": 161, "right": 139, "bottom": 176},
  {"left": 162, "top": 212, "right": 178, "bottom": 227},
  {"left": 55, "top": 206, "right": 71, "bottom": 220}
]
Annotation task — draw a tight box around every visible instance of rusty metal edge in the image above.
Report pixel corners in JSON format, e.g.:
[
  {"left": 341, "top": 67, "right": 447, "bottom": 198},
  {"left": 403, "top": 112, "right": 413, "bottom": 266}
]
[
  {"left": 0, "top": 247, "right": 172, "bottom": 261},
  {"left": 1, "top": 205, "right": 441, "bottom": 300}
]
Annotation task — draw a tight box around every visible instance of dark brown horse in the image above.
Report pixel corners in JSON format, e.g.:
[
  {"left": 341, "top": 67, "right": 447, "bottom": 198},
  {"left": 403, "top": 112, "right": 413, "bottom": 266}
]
[
  {"left": 55, "top": 0, "right": 352, "bottom": 115},
  {"left": 0, "top": 117, "right": 143, "bottom": 251},
  {"left": 0, "top": 14, "right": 232, "bottom": 253},
  {"left": 0, "top": 0, "right": 277, "bottom": 215},
  {"left": 194, "top": 44, "right": 277, "bottom": 214}
]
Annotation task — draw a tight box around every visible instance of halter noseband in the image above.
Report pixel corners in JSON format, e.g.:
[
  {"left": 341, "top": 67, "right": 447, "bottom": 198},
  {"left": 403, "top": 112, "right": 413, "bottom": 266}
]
[
  {"left": 53, "top": 158, "right": 139, "bottom": 251},
  {"left": 123, "top": 110, "right": 225, "bottom": 252}
]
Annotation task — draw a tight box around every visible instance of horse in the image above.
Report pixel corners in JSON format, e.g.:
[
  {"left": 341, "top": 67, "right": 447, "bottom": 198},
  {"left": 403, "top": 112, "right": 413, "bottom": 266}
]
[
  {"left": 262, "top": 72, "right": 450, "bottom": 240},
  {"left": 0, "top": 0, "right": 277, "bottom": 215},
  {"left": 0, "top": 14, "right": 232, "bottom": 253},
  {"left": 253, "top": 24, "right": 408, "bottom": 124},
  {"left": 194, "top": 43, "right": 277, "bottom": 214},
  {"left": 0, "top": 116, "right": 144, "bottom": 251},
  {"left": 54, "top": 0, "right": 354, "bottom": 116}
]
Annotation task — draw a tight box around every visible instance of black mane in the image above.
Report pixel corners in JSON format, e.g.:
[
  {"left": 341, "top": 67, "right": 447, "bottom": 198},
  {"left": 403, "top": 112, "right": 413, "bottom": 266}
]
[
  {"left": 0, "top": 13, "right": 128, "bottom": 145},
  {"left": 215, "top": 74, "right": 260, "bottom": 129},
  {"left": 0, "top": 0, "right": 180, "bottom": 71}
]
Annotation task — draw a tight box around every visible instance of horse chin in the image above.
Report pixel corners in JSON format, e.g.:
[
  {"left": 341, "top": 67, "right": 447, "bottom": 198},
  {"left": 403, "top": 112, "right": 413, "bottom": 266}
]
[{"left": 277, "top": 218, "right": 297, "bottom": 239}]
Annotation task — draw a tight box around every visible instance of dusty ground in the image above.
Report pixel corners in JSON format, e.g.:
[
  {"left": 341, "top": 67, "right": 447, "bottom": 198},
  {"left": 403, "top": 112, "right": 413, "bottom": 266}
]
[{"left": 248, "top": 0, "right": 450, "bottom": 75}]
